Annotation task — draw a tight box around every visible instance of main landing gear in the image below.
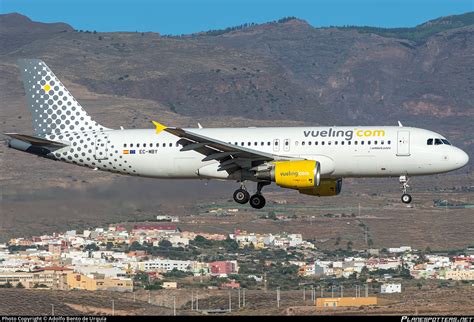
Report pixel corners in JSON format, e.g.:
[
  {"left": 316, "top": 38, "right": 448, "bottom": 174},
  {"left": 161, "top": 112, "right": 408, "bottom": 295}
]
[
  {"left": 232, "top": 182, "right": 270, "bottom": 209},
  {"left": 399, "top": 175, "right": 412, "bottom": 204}
]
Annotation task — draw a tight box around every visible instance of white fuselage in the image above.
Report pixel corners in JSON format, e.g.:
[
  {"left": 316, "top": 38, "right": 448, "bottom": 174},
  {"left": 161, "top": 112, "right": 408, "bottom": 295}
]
[{"left": 50, "top": 126, "right": 469, "bottom": 181}]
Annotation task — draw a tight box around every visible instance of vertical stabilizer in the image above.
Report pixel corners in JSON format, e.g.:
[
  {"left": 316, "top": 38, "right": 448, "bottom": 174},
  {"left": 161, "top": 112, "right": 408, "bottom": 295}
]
[{"left": 18, "top": 59, "right": 108, "bottom": 136}]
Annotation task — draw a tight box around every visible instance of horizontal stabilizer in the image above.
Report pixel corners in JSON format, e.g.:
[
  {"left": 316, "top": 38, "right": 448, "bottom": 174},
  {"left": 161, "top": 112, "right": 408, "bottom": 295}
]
[{"left": 4, "top": 133, "right": 68, "bottom": 147}]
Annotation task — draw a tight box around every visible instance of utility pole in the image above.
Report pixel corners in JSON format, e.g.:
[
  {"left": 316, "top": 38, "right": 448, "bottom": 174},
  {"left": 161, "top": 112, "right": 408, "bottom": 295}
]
[
  {"left": 365, "top": 226, "right": 368, "bottom": 246},
  {"left": 243, "top": 289, "right": 246, "bottom": 307},
  {"left": 196, "top": 292, "right": 199, "bottom": 311},
  {"left": 51, "top": 304, "right": 54, "bottom": 316},
  {"left": 310, "top": 285, "right": 314, "bottom": 301},
  {"left": 277, "top": 287, "right": 280, "bottom": 308},
  {"left": 111, "top": 300, "right": 114, "bottom": 316},
  {"left": 331, "top": 286, "right": 334, "bottom": 298},
  {"left": 365, "top": 284, "right": 368, "bottom": 297},
  {"left": 264, "top": 272, "right": 267, "bottom": 293},
  {"left": 358, "top": 203, "right": 361, "bottom": 217},
  {"left": 133, "top": 292, "right": 136, "bottom": 302},
  {"left": 228, "top": 291, "right": 232, "bottom": 312},
  {"left": 173, "top": 296, "right": 176, "bottom": 316},
  {"left": 303, "top": 287, "right": 306, "bottom": 301},
  {"left": 191, "top": 291, "right": 194, "bottom": 310},
  {"left": 238, "top": 288, "right": 241, "bottom": 308},
  {"left": 340, "top": 285, "right": 344, "bottom": 298},
  {"left": 148, "top": 290, "right": 151, "bottom": 304}
]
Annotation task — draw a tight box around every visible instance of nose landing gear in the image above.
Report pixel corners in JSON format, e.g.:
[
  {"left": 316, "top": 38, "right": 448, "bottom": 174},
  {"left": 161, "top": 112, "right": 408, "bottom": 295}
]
[{"left": 399, "top": 175, "right": 412, "bottom": 204}]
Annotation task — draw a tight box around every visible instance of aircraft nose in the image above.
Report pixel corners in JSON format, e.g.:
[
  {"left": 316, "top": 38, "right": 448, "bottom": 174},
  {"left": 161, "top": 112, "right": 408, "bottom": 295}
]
[{"left": 453, "top": 148, "right": 469, "bottom": 169}]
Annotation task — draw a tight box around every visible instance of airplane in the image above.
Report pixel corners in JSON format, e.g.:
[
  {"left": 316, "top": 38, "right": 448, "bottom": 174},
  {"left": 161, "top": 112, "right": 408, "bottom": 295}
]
[{"left": 6, "top": 59, "right": 470, "bottom": 209}]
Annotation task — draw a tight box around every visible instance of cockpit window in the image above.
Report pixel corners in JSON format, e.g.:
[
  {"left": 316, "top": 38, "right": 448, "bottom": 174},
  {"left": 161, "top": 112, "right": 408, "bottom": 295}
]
[
  {"left": 441, "top": 139, "right": 451, "bottom": 145},
  {"left": 435, "top": 139, "right": 443, "bottom": 145},
  {"left": 427, "top": 139, "right": 433, "bottom": 145}
]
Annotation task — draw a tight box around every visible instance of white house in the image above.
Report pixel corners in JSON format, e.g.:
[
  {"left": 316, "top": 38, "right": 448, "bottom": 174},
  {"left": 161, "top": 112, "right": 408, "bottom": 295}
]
[{"left": 381, "top": 283, "right": 402, "bottom": 293}]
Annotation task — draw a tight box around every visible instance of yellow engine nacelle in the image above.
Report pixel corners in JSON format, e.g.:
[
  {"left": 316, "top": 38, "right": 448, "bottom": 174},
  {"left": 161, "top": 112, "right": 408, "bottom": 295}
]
[
  {"left": 255, "top": 160, "right": 320, "bottom": 189},
  {"left": 299, "top": 178, "right": 342, "bottom": 196}
]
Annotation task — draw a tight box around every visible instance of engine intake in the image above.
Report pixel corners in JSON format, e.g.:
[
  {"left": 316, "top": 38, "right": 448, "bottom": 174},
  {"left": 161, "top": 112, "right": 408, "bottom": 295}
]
[{"left": 255, "top": 160, "right": 320, "bottom": 189}]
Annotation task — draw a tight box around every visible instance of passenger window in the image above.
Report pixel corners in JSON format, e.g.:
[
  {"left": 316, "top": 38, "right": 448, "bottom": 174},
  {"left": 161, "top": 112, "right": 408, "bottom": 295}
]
[
  {"left": 381, "top": 140, "right": 384, "bottom": 145},
  {"left": 267, "top": 142, "right": 271, "bottom": 146},
  {"left": 388, "top": 140, "right": 391, "bottom": 144},
  {"left": 321, "top": 141, "right": 325, "bottom": 145},
  {"left": 315, "top": 141, "right": 318, "bottom": 145},
  {"left": 261, "top": 142, "right": 264, "bottom": 146},
  {"left": 347, "top": 141, "right": 351, "bottom": 145},
  {"left": 302, "top": 141, "right": 305, "bottom": 146},
  {"left": 241, "top": 142, "right": 244, "bottom": 146},
  {"left": 137, "top": 144, "right": 140, "bottom": 148},
  {"left": 156, "top": 143, "right": 159, "bottom": 147},
  {"left": 368, "top": 141, "right": 371, "bottom": 145},
  {"left": 169, "top": 143, "right": 173, "bottom": 147},
  {"left": 328, "top": 141, "right": 331, "bottom": 145},
  {"left": 285, "top": 141, "right": 289, "bottom": 146},
  {"left": 374, "top": 140, "right": 377, "bottom": 145},
  {"left": 130, "top": 144, "right": 134, "bottom": 148},
  {"left": 163, "top": 143, "right": 166, "bottom": 147},
  {"left": 427, "top": 139, "right": 433, "bottom": 145},
  {"left": 341, "top": 141, "right": 344, "bottom": 145},
  {"left": 361, "top": 141, "right": 364, "bottom": 145},
  {"left": 354, "top": 141, "right": 358, "bottom": 145},
  {"left": 308, "top": 141, "right": 312, "bottom": 146},
  {"left": 275, "top": 141, "right": 279, "bottom": 146},
  {"left": 334, "top": 141, "right": 338, "bottom": 145},
  {"left": 435, "top": 139, "right": 443, "bottom": 145},
  {"left": 248, "top": 142, "right": 251, "bottom": 146},
  {"left": 124, "top": 144, "right": 127, "bottom": 148},
  {"left": 254, "top": 142, "right": 258, "bottom": 146}
]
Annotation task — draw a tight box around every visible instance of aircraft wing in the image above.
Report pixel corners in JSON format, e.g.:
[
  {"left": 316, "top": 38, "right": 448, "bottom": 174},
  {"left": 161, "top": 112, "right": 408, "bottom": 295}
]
[{"left": 153, "top": 121, "right": 299, "bottom": 173}]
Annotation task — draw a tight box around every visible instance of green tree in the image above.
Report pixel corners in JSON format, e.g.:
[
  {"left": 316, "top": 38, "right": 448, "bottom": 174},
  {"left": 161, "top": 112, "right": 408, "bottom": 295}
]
[
  {"left": 16, "top": 282, "right": 24, "bottom": 288},
  {"left": 159, "top": 240, "right": 173, "bottom": 248},
  {"left": 84, "top": 243, "right": 99, "bottom": 251},
  {"left": 4, "top": 281, "right": 13, "bottom": 288}
]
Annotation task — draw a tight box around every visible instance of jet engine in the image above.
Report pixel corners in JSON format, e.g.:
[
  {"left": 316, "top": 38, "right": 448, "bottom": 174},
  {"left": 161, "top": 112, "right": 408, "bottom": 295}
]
[
  {"left": 255, "top": 160, "right": 320, "bottom": 189},
  {"left": 298, "top": 178, "right": 342, "bottom": 196}
]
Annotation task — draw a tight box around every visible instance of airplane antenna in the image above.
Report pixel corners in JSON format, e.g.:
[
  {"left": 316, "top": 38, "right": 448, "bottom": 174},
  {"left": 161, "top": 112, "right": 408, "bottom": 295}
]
[
  {"left": 398, "top": 121, "right": 403, "bottom": 127},
  {"left": 197, "top": 123, "right": 203, "bottom": 129}
]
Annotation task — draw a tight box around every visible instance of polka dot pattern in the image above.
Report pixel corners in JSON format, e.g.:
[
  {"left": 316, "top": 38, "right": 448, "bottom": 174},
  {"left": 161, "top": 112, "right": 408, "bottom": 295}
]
[
  {"left": 18, "top": 59, "right": 108, "bottom": 136},
  {"left": 17, "top": 59, "right": 141, "bottom": 176}
]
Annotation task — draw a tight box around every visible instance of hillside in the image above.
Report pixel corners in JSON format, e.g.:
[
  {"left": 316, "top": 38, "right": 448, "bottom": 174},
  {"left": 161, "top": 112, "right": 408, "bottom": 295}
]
[{"left": 0, "top": 12, "right": 472, "bottom": 241}]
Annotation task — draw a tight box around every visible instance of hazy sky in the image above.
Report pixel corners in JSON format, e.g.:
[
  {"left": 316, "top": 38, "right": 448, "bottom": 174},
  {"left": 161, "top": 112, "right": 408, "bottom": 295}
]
[{"left": 1, "top": 0, "right": 472, "bottom": 35}]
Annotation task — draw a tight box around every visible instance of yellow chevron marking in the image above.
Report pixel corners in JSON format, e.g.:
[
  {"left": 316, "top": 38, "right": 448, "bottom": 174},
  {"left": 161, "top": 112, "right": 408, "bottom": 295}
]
[{"left": 152, "top": 121, "right": 167, "bottom": 134}]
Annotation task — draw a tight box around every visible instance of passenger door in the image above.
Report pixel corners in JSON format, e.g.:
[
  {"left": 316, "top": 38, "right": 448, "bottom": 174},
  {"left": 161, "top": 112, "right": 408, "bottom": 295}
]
[{"left": 397, "top": 130, "right": 410, "bottom": 156}]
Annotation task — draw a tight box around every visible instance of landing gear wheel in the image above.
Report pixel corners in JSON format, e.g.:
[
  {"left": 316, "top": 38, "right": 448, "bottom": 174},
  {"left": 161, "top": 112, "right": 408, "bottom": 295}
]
[
  {"left": 249, "top": 194, "right": 266, "bottom": 209},
  {"left": 401, "top": 193, "right": 412, "bottom": 204},
  {"left": 233, "top": 189, "right": 250, "bottom": 204}
]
